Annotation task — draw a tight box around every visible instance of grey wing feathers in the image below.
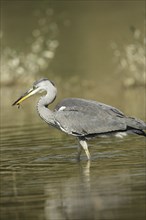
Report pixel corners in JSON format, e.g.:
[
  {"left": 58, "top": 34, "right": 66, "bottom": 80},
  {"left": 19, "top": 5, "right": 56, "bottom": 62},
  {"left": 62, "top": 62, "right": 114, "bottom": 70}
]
[
  {"left": 54, "top": 98, "right": 127, "bottom": 136},
  {"left": 126, "top": 117, "right": 146, "bottom": 130},
  {"left": 55, "top": 98, "right": 124, "bottom": 116}
]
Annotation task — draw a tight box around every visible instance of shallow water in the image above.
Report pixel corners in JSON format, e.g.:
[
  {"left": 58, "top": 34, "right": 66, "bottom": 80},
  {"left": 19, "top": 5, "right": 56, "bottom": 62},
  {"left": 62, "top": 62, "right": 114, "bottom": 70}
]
[
  {"left": 1, "top": 75, "right": 145, "bottom": 220},
  {"left": 1, "top": 122, "right": 146, "bottom": 220}
]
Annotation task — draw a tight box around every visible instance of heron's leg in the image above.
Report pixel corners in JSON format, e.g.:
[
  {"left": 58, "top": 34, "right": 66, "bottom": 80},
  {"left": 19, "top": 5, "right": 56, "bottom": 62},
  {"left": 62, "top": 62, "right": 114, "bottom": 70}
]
[
  {"left": 77, "top": 145, "right": 82, "bottom": 161},
  {"left": 78, "top": 139, "right": 91, "bottom": 160}
]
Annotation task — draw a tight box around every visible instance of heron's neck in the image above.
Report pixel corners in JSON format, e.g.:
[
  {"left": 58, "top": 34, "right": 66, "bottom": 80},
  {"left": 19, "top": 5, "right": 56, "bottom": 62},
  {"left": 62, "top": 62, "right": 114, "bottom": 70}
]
[{"left": 37, "top": 94, "right": 56, "bottom": 125}]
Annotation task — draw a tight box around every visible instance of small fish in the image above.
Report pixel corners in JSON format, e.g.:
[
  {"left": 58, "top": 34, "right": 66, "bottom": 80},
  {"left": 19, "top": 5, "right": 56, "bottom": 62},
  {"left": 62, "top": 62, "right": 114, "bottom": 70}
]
[{"left": 17, "top": 104, "right": 21, "bottom": 109}]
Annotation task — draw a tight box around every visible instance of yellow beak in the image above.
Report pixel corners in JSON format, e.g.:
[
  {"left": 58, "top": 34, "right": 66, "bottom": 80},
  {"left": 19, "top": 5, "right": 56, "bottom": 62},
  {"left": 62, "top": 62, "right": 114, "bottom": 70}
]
[{"left": 12, "top": 88, "right": 37, "bottom": 106}]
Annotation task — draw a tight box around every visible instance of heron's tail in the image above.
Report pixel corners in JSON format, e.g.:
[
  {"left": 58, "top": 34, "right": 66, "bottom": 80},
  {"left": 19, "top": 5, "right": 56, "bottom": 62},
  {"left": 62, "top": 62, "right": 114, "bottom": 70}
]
[
  {"left": 126, "top": 116, "right": 146, "bottom": 137},
  {"left": 130, "top": 129, "right": 146, "bottom": 137}
]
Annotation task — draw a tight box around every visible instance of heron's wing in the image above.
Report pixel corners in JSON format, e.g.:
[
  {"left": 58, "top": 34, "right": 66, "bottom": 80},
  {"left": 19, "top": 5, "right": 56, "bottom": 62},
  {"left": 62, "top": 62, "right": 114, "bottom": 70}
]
[
  {"left": 55, "top": 98, "right": 125, "bottom": 116},
  {"left": 54, "top": 98, "right": 127, "bottom": 136}
]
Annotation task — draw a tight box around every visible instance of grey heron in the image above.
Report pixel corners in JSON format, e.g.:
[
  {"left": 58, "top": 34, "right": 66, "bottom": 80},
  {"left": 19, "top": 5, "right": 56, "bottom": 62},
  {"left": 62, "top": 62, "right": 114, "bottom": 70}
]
[{"left": 12, "top": 78, "right": 146, "bottom": 160}]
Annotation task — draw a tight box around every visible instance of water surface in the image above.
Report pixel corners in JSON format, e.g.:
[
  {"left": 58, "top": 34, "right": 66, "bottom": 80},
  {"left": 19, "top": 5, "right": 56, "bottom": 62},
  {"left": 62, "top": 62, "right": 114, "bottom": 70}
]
[{"left": 1, "top": 123, "right": 145, "bottom": 220}]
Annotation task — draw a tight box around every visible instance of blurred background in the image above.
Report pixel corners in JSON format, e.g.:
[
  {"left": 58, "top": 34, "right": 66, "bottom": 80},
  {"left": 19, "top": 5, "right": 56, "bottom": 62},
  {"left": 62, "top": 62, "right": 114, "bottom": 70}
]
[
  {"left": 1, "top": 2, "right": 146, "bottom": 220},
  {"left": 1, "top": 0, "right": 145, "bottom": 126}
]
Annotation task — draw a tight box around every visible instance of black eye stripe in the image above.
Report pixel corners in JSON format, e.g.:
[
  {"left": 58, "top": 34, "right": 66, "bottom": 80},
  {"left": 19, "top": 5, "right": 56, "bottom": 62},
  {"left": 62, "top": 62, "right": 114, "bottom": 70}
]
[
  {"left": 33, "top": 78, "right": 55, "bottom": 87},
  {"left": 50, "top": 80, "right": 55, "bottom": 86},
  {"left": 33, "top": 78, "right": 48, "bottom": 86}
]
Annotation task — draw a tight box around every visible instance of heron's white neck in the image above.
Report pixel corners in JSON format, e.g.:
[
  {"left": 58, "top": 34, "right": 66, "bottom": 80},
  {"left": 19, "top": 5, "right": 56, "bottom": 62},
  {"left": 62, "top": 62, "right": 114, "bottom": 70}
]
[{"left": 36, "top": 92, "right": 56, "bottom": 125}]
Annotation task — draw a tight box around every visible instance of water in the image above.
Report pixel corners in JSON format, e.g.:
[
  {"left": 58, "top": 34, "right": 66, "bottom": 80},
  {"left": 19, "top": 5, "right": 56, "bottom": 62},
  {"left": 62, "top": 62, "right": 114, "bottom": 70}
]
[
  {"left": 1, "top": 122, "right": 146, "bottom": 220},
  {"left": 1, "top": 79, "right": 146, "bottom": 220}
]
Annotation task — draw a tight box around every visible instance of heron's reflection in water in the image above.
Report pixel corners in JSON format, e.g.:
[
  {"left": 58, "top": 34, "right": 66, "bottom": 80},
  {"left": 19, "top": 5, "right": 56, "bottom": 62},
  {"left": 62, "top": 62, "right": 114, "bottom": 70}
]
[
  {"left": 44, "top": 161, "right": 94, "bottom": 220},
  {"left": 44, "top": 161, "right": 130, "bottom": 220}
]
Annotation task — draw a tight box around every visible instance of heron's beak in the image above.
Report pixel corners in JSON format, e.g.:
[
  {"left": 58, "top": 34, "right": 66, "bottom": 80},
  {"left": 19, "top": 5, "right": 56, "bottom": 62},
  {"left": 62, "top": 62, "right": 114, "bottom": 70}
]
[{"left": 12, "top": 87, "right": 38, "bottom": 106}]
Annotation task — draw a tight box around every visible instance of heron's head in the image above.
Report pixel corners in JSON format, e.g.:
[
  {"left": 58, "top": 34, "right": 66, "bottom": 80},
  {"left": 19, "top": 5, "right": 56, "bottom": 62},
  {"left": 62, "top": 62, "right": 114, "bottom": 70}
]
[{"left": 12, "top": 78, "right": 57, "bottom": 106}]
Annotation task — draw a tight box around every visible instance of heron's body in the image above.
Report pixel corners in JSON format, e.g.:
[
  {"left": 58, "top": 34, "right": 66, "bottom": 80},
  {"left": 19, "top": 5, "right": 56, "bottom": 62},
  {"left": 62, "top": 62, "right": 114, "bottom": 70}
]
[{"left": 13, "top": 78, "right": 146, "bottom": 160}]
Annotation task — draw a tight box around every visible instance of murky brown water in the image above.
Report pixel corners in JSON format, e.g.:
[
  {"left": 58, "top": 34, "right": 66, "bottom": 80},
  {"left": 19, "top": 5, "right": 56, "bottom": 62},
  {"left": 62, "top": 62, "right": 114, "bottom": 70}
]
[
  {"left": 1, "top": 74, "right": 146, "bottom": 220},
  {"left": 1, "top": 122, "right": 146, "bottom": 220}
]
